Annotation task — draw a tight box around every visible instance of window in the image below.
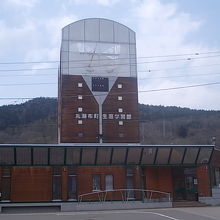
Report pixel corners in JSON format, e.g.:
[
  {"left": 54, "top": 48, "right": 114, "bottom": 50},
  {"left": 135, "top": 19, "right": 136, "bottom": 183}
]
[
  {"left": 92, "top": 77, "right": 109, "bottom": 92},
  {"left": 126, "top": 168, "right": 134, "bottom": 176},
  {"left": 1, "top": 167, "right": 11, "bottom": 201},
  {"left": 78, "top": 95, "right": 83, "bottom": 100},
  {"left": 78, "top": 82, "right": 83, "bottom": 87},
  {"left": 118, "top": 108, "right": 123, "bottom": 113},
  {"left": 118, "top": 96, "right": 123, "bottom": 101},
  {"left": 119, "top": 121, "right": 123, "bottom": 126},
  {"left": 78, "top": 132, "right": 83, "bottom": 137},
  {"left": 126, "top": 168, "right": 134, "bottom": 199},
  {"left": 68, "top": 167, "right": 77, "bottom": 200},
  {"left": 117, "top": 84, "right": 122, "bottom": 89},
  {"left": 78, "top": 107, "right": 83, "bottom": 112},
  {"left": 92, "top": 174, "right": 101, "bottom": 191},
  {"left": 52, "top": 167, "right": 61, "bottom": 200},
  {"left": 214, "top": 168, "right": 220, "bottom": 186},
  {"left": 119, "top": 133, "right": 124, "bottom": 138},
  {"left": 105, "top": 175, "right": 113, "bottom": 190},
  {"left": 78, "top": 120, "right": 83, "bottom": 125}
]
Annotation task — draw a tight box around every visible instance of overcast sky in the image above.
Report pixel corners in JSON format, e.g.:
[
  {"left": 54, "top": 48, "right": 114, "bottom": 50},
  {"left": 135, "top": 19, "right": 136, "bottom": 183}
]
[{"left": 0, "top": 0, "right": 220, "bottom": 110}]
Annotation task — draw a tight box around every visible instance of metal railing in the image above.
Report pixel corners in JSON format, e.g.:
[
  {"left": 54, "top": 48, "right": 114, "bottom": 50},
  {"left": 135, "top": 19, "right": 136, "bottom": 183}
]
[{"left": 78, "top": 189, "right": 171, "bottom": 203}]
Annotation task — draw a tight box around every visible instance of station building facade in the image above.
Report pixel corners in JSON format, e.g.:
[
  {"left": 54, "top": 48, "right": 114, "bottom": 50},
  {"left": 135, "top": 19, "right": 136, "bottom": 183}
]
[{"left": 0, "top": 18, "right": 218, "bottom": 204}]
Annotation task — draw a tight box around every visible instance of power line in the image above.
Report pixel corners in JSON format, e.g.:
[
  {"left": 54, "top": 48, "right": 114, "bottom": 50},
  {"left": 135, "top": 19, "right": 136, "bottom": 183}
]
[
  {"left": 1, "top": 70, "right": 220, "bottom": 81},
  {"left": 0, "top": 97, "right": 55, "bottom": 100},
  {"left": 0, "top": 50, "right": 220, "bottom": 65},
  {"left": 0, "top": 71, "right": 220, "bottom": 86},
  {"left": 1, "top": 62, "right": 220, "bottom": 77},
  {"left": 60, "top": 81, "right": 220, "bottom": 97},
  {"left": 1, "top": 54, "right": 220, "bottom": 72},
  {"left": 0, "top": 67, "right": 57, "bottom": 72},
  {"left": 144, "top": 63, "right": 220, "bottom": 73},
  {"left": 0, "top": 81, "right": 219, "bottom": 99},
  {"left": 0, "top": 82, "right": 56, "bottom": 86},
  {"left": 0, "top": 73, "right": 56, "bottom": 77},
  {"left": 138, "top": 71, "right": 220, "bottom": 80}
]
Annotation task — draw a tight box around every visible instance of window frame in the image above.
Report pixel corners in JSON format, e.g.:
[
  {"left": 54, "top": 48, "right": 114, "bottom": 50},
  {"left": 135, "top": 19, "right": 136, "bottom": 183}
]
[
  {"left": 118, "top": 96, "right": 123, "bottom": 101},
  {"left": 77, "top": 120, "right": 83, "bottom": 125},
  {"left": 119, "top": 121, "right": 124, "bottom": 126},
  {"left": 78, "top": 107, "right": 83, "bottom": 112},
  {"left": 118, "top": 108, "right": 123, "bottom": 113},
  {"left": 117, "top": 83, "right": 122, "bottom": 89},
  {"left": 92, "top": 174, "right": 101, "bottom": 191},
  {"left": 78, "top": 95, "right": 83, "bottom": 100},
  {"left": 105, "top": 174, "right": 114, "bottom": 191},
  {"left": 78, "top": 82, "right": 83, "bottom": 87}
]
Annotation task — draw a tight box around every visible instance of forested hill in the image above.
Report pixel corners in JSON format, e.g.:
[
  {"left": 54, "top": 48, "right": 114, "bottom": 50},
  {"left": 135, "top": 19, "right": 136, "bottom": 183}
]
[
  {"left": 0, "top": 98, "right": 57, "bottom": 144},
  {"left": 0, "top": 98, "right": 219, "bottom": 145}
]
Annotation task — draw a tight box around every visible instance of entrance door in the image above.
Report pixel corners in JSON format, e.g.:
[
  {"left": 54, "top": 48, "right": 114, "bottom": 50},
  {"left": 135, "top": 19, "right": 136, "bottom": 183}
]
[
  {"left": 174, "top": 177, "right": 186, "bottom": 200},
  {"left": 173, "top": 167, "right": 198, "bottom": 201},
  {"left": 185, "top": 176, "right": 198, "bottom": 201}
]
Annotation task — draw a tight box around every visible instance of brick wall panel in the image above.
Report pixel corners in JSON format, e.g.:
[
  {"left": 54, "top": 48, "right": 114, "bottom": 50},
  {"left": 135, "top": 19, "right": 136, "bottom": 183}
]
[
  {"left": 197, "top": 165, "right": 211, "bottom": 197},
  {"left": 11, "top": 167, "right": 52, "bottom": 202}
]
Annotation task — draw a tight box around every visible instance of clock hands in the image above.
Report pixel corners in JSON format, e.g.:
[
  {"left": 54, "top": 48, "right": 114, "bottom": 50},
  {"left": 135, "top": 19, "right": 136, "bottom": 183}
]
[{"left": 87, "top": 43, "right": 98, "bottom": 72}]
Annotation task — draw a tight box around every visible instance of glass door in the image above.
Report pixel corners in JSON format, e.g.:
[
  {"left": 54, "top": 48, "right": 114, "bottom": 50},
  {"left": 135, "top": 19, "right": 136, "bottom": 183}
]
[{"left": 185, "top": 176, "right": 198, "bottom": 201}]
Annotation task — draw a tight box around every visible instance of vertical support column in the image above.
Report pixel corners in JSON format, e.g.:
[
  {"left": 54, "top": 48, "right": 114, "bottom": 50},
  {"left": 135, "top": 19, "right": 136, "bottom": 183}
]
[
  {"left": 99, "top": 102, "right": 103, "bottom": 143},
  {"left": 62, "top": 166, "right": 68, "bottom": 201},
  {"left": 134, "top": 166, "right": 142, "bottom": 200},
  {"left": 197, "top": 165, "right": 211, "bottom": 197}
]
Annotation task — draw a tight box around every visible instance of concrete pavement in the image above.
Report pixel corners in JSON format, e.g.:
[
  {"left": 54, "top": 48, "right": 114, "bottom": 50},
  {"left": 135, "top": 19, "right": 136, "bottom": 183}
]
[{"left": 1, "top": 207, "right": 220, "bottom": 220}]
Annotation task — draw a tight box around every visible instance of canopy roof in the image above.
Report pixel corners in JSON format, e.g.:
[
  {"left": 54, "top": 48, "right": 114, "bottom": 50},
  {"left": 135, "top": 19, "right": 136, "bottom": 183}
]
[{"left": 0, "top": 144, "right": 214, "bottom": 166}]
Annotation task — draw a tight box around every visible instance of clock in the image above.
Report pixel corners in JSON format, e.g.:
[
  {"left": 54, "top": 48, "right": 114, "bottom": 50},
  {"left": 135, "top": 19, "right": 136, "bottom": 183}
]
[{"left": 71, "top": 42, "right": 121, "bottom": 75}]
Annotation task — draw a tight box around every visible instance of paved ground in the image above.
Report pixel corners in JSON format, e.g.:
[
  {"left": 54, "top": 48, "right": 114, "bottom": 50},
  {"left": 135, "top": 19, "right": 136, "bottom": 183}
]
[{"left": 1, "top": 207, "right": 220, "bottom": 220}]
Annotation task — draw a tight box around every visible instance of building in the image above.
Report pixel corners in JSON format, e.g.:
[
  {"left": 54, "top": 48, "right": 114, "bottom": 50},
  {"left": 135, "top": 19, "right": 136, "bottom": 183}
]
[
  {"left": 58, "top": 18, "right": 139, "bottom": 143},
  {"left": 0, "top": 18, "right": 219, "bottom": 209}
]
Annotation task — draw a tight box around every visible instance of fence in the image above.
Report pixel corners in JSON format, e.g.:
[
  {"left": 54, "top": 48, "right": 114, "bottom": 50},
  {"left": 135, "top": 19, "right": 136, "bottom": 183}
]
[{"left": 78, "top": 189, "right": 171, "bottom": 203}]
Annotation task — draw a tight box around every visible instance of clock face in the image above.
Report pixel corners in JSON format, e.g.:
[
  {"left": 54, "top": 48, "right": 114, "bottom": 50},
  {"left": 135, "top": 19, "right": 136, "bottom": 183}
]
[
  {"left": 81, "top": 42, "right": 120, "bottom": 74},
  {"left": 68, "top": 41, "right": 131, "bottom": 76}
]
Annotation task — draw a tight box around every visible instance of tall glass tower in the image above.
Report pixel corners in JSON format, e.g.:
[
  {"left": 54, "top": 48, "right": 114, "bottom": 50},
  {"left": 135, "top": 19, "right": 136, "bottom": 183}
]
[{"left": 58, "top": 18, "right": 139, "bottom": 143}]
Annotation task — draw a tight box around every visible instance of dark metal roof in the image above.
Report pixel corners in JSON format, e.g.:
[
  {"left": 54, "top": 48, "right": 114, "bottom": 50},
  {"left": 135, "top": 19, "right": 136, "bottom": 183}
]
[{"left": 0, "top": 144, "right": 214, "bottom": 166}]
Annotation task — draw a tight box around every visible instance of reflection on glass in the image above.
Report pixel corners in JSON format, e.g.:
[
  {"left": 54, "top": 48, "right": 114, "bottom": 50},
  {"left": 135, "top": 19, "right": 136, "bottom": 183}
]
[
  {"left": 0, "top": 148, "right": 14, "bottom": 165},
  {"left": 169, "top": 148, "right": 185, "bottom": 164},
  {"left": 81, "top": 148, "right": 96, "bottom": 164},
  {"left": 141, "top": 148, "right": 156, "bottom": 164},
  {"left": 111, "top": 148, "right": 127, "bottom": 164},
  {"left": 126, "top": 168, "right": 134, "bottom": 199},
  {"left": 127, "top": 148, "right": 142, "bottom": 164},
  {"left": 93, "top": 174, "right": 101, "bottom": 191},
  {"left": 155, "top": 148, "right": 171, "bottom": 164},
  {"left": 1, "top": 167, "right": 11, "bottom": 201},
  {"left": 197, "top": 148, "right": 212, "bottom": 164},
  {"left": 214, "top": 168, "right": 220, "bottom": 186},
  {"left": 96, "top": 148, "right": 111, "bottom": 164},
  {"left": 68, "top": 168, "right": 77, "bottom": 200},
  {"left": 50, "top": 148, "right": 64, "bottom": 165},
  {"left": 183, "top": 148, "right": 199, "bottom": 164},
  {"left": 33, "top": 148, "right": 48, "bottom": 165},
  {"left": 16, "top": 148, "right": 31, "bottom": 165},
  {"left": 52, "top": 167, "right": 61, "bottom": 200},
  {"left": 66, "top": 148, "right": 81, "bottom": 165},
  {"left": 62, "top": 41, "right": 133, "bottom": 77},
  {"left": 105, "top": 175, "right": 113, "bottom": 190},
  {"left": 68, "top": 176, "right": 77, "bottom": 200}
]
